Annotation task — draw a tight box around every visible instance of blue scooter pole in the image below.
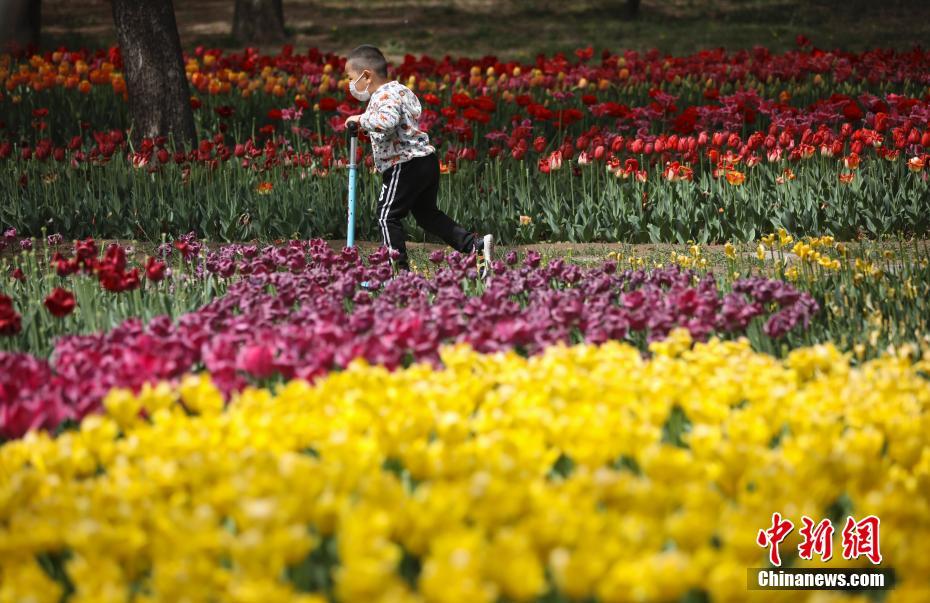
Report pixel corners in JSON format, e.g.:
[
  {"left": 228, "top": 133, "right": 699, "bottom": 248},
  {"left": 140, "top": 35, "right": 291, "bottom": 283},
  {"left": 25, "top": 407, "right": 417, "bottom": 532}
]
[{"left": 346, "top": 121, "right": 359, "bottom": 248}]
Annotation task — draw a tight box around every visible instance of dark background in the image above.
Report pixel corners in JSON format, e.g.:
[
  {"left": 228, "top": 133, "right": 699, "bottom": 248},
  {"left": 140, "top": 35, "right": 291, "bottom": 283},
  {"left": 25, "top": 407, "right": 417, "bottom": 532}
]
[{"left": 29, "top": 0, "right": 930, "bottom": 59}]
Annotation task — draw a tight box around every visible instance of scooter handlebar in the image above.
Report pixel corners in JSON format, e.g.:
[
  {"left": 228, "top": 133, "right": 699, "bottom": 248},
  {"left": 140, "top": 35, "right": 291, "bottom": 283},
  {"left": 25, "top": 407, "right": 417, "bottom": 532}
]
[{"left": 347, "top": 121, "right": 359, "bottom": 137}]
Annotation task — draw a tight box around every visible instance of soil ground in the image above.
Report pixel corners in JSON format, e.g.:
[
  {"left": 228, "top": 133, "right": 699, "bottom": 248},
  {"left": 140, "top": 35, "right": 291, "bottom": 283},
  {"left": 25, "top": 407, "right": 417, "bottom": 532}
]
[{"left": 40, "top": 0, "right": 930, "bottom": 60}]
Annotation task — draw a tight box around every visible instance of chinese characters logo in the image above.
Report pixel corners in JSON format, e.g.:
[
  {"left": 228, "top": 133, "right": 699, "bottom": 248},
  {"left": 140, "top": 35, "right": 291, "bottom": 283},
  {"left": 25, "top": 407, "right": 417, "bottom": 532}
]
[{"left": 757, "top": 513, "right": 882, "bottom": 566}]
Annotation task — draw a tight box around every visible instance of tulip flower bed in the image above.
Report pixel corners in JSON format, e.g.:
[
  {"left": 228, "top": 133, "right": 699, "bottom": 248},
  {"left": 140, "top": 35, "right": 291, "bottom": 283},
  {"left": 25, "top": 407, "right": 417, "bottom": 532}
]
[
  {"left": 4, "top": 228, "right": 930, "bottom": 438},
  {"left": 0, "top": 231, "right": 227, "bottom": 354},
  {"left": 2, "top": 43, "right": 930, "bottom": 242},
  {"left": 1, "top": 336, "right": 929, "bottom": 602},
  {"left": 1, "top": 236, "right": 826, "bottom": 439},
  {"left": 3, "top": 36, "right": 930, "bottom": 603}
]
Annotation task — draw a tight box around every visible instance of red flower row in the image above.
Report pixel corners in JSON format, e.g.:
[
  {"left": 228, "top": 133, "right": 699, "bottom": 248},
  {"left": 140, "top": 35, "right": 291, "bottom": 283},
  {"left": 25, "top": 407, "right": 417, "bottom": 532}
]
[{"left": 0, "top": 288, "right": 75, "bottom": 336}]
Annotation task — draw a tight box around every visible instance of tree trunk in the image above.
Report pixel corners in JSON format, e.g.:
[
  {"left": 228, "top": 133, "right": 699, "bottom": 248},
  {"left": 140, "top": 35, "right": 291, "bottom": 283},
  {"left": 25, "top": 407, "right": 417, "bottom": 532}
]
[
  {"left": 626, "top": 0, "right": 640, "bottom": 18},
  {"left": 0, "top": 0, "right": 41, "bottom": 52},
  {"left": 232, "top": 0, "right": 286, "bottom": 44},
  {"left": 112, "top": 0, "right": 196, "bottom": 148}
]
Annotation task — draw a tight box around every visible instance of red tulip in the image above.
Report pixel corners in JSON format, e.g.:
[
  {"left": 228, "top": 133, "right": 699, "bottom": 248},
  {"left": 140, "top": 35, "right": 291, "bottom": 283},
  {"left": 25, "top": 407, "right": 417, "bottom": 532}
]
[
  {"left": 103, "top": 244, "right": 127, "bottom": 273},
  {"left": 874, "top": 113, "right": 888, "bottom": 132},
  {"left": 145, "top": 257, "right": 167, "bottom": 282},
  {"left": 574, "top": 46, "right": 593, "bottom": 62},
  {"left": 527, "top": 104, "right": 553, "bottom": 121},
  {"left": 451, "top": 93, "right": 472, "bottom": 109},
  {"left": 843, "top": 102, "right": 863, "bottom": 121},
  {"left": 174, "top": 240, "right": 194, "bottom": 259},
  {"left": 463, "top": 108, "right": 490, "bottom": 124},
  {"left": 55, "top": 258, "right": 74, "bottom": 277},
  {"left": 122, "top": 268, "right": 141, "bottom": 291},
  {"left": 44, "top": 288, "right": 76, "bottom": 318},
  {"left": 473, "top": 96, "right": 495, "bottom": 113},
  {"left": 0, "top": 294, "right": 21, "bottom": 336},
  {"left": 98, "top": 267, "right": 124, "bottom": 292},
  {"left": 237, "top": 344, "right": 276, "bottom": 379}
]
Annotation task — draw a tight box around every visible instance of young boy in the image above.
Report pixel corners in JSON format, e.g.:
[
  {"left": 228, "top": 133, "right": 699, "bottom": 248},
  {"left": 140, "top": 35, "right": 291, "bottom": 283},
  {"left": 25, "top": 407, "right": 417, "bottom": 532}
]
[{"left": 343, "top": 45, "right": 493, "bottom": 275}]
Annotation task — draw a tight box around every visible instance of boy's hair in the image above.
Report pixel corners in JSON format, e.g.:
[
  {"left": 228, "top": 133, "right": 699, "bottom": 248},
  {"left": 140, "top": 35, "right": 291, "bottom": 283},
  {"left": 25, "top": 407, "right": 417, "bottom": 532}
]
[{"left": 347, "top": 45, "right": 389, "bottom": 78}]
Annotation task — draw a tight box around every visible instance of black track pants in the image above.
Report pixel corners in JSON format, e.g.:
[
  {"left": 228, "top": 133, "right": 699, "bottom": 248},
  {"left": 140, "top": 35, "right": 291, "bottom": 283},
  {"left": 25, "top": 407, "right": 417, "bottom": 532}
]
[{"left": 376, "top": 153, "right": 476, "bottom": 270}]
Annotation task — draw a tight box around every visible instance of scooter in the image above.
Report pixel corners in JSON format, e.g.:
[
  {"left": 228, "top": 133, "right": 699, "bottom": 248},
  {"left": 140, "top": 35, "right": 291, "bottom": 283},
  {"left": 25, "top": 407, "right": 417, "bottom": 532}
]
[
  {"left": 346, "top": 121, "right": 377, "bottom": 289},
  {"left": 346, "top": 120, "right": 359, "bottom": 248}
]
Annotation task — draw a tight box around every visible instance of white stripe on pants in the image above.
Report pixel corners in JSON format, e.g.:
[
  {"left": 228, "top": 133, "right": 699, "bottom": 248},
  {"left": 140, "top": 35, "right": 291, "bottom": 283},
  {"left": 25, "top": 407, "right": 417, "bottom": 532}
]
[{"left": 378, "top": 163, "right": 402, "bottom": 249}]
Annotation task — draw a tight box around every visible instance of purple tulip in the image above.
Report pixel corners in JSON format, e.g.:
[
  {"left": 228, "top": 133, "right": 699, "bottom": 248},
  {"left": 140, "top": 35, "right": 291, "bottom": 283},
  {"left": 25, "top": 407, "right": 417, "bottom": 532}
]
[{"left": 0, "top": 239, "right": 820, "bottom": 440}]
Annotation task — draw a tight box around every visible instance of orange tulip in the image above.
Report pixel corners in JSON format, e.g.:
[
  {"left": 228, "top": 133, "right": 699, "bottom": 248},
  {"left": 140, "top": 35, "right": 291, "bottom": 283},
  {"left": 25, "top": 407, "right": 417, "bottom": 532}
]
[{"left": 725, "top": 170, "right": 745, "bottom": 186}]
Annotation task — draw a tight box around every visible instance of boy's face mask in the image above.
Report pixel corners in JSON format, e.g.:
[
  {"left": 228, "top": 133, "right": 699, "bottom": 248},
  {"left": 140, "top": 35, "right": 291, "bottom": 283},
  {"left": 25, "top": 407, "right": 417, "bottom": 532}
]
[{"left": 350, "top": 72, "right": 371, "bottom": 102}]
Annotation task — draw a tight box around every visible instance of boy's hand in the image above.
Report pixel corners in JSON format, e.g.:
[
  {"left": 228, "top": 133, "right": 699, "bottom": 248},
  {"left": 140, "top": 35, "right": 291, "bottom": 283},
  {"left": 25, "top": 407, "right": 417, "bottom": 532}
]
[{"left": 344, "top": 115, "right": 362, "bottom": 127}]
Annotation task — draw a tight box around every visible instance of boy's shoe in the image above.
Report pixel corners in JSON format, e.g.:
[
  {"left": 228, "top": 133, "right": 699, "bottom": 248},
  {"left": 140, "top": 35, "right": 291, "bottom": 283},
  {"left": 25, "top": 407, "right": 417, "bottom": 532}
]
[{"left": 474, "top": 234, "right": 493, "bottom": 279}]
